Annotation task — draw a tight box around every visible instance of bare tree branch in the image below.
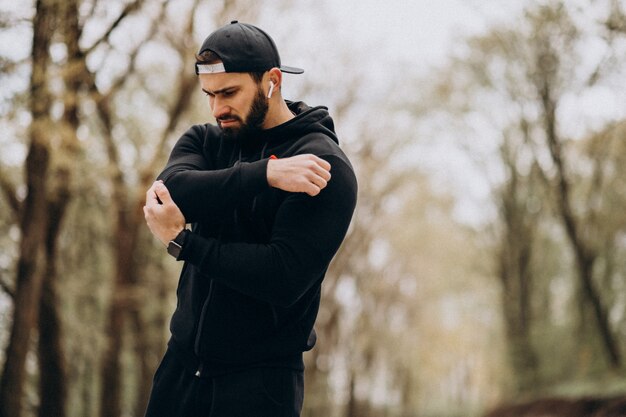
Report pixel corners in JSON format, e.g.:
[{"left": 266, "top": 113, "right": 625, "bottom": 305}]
[
  {"left": 105, "top": 0, "right": 168, "bottom": 95},
  {"left": 140, "top": 0, "right": 201, "bottom": 183},
  {"left": 0, "top": 271, "right": 14, "bottom": 299},
  {"left": 584, "top": 129, "right": 613, "bottom": 227},
  {"left": 83, "top": 0, "right": 145, "bottom": 55},
  {"left": 88, "top": 0, "right": 168, "bottom": 196},
  {"left": 0, "top": 170, "right": 20, "bottom": 216},
  {"left": 605, "top": 0, "right": 626, "bottom": 34}
]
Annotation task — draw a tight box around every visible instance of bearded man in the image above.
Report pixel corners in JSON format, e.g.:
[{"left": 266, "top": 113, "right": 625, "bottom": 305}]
[{"left": 143, "top": 20, "right": 357, "bottom": 417}]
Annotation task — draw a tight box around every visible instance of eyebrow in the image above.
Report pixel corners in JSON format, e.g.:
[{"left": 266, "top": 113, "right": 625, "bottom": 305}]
[{"left": 201, "top": 86, "right": 237, "bottom": 95}]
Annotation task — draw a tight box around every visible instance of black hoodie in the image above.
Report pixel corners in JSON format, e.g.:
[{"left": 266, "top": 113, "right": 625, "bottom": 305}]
[{"left": 157, "top": 101, "right": 357, "bottom": 376}]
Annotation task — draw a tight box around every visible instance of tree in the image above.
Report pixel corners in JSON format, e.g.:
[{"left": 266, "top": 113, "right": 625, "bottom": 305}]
[
  {"left": 0, "top": 1, "right": 57, "bottom": 416},
  {"left": 424, "top": 0, "right": 626, "bottom": 398},
  {"left": 528, "top": 2, "right": 621, "bottom": 368},
  {"left": 494, "top": 128, "right": 543, "bottom": 394}
]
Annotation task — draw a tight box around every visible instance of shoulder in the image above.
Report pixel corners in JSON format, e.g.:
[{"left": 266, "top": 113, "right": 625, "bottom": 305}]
[
  {"left": 174, "top": 123, "right": 223, "bottom": 155},
  {"left": 179, "top": 123, "right": 220, "bottom": 142},
  {"left": 293, "top": 133, "right": 354, "bottom": 171},
  {"left": 294, "top": 134, "right": 358, "bottom": 200}
]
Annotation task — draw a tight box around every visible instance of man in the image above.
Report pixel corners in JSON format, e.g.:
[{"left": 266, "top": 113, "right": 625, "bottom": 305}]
[{"left": 143, "top": 20, "right": 357, "bottom": 417}]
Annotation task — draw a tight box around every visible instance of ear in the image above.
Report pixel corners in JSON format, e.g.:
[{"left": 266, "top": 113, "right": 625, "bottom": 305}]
[{"left": 267, "top": 67, "right": 283, "bottom": 90}]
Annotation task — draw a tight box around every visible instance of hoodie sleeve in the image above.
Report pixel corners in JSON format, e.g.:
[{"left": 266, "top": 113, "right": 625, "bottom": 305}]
[
  {"left": 178, "top": 154, "right": 358, "bottom": 307},
  {"left": 156, "top": 125, "right": 270, "bottom": 223}
]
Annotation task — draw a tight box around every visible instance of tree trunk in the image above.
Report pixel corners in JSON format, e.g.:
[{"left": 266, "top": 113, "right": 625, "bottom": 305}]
[
  {"left": 99, "top": 300, "right": 125, "bottom": 417},
  {"left": 130, "top": 308, "right": 152, "bottom": 417},
  {"left": 38, "top": 199, "right": 69, "bottom": 417},
  {"left": 538, "top": 76, "right": 621, "bottom": 368},
  {"left": 100, "top": 207, "right": 140, "bottom": 417},
  {"left": 345, "top": 370, "right": 358, "bottom": 417},
  {"left": 498, "top": 224, "right": 539, "bottom": 393},
  {"left": 0, "top": 1, "right": 56, "bottom": 416},
  {"left": 495, "top": 138, "right": 540, "bottom": 394},
  {"left": 36, "top": 0, "right": 83, "bottom": 414}
]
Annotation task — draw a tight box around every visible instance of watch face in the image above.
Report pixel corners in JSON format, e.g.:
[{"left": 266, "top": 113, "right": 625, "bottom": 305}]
[
  {"left": 167, "top": 229, "right": 187, "bottom": 259},
  {"left": 167, "top": 240, "right": 183, "bottom": 259}
]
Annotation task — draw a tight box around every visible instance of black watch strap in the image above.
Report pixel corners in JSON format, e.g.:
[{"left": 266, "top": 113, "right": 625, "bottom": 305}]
[{"left": 167, "top": 229, "right": 189, "bottom": 260}]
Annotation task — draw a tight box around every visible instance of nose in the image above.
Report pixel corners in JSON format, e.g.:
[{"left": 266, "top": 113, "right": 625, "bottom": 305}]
[{"left": 211, "top": 97, "right": 229, "bottom": 120}]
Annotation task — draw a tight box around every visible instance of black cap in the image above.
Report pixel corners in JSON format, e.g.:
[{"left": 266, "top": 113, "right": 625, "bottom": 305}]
[{"left": 195, "top": 21, "right": 304, "bottom": 75}]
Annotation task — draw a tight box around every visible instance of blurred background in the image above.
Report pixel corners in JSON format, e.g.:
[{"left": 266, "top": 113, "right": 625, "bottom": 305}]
[{"left": 1, "top": 0, "right": 626, "bottom": 416}]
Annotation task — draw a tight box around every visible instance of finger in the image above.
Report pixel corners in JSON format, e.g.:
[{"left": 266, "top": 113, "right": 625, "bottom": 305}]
[
  {"left": 303, "top": 183, "right": 316, "bottom": 196},
  {"left": 312, "top": 156, "right": 331, "bottom": 172},
  {"left": 154, "top": 182, "right": 173, "bottom": 204},
  {"left": 309, "top": 162, "right": 332, "bottom": 182},
  {"left": 306, "top": 183, "right": 322, "bottom": 197},
  {"left": 319, "top": 167, "right": 332, "bottom": 182},
  {"left": 143, "top": 206, "right": 155, "bottom": 230},
  {"left": 310, "top": 175, "right": 328, "bottom": 191},
  {"left": 145, "top": 182, "right": 160, "bottom": 207},
  {"left": 299, "top": 154, "right": 330, "bottom": 170},
  {"left": 304, "top": 155, "right": 330, "bottom": 173}
]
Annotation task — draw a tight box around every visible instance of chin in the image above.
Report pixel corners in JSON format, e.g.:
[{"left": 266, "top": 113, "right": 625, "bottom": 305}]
[{"left": 221, "top": 127, "right": 241, "bottom": 140}]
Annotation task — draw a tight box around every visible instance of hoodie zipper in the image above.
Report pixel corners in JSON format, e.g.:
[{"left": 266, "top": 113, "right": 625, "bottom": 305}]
[
  {"left": 192, "top": 141, "right": 242, "bottom": 377},
  {"left": 193, "top": 278, "right": 214, "bottom": 377},
  {"left": 250, "top": 141, "right": 269, "bottom": 215},
  {"left": 192, "top": 139, "right": 269, "bottom": 377}
]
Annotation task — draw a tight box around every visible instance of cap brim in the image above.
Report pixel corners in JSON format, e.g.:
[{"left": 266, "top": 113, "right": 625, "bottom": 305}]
[{"left": 280, "top": 65, "right": 304, "bottom": 74}]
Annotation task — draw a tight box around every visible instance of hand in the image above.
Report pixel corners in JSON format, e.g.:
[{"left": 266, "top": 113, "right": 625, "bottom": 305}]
[
  {"left": 267, "top": 154, "right": 331, "bottom": 196},
  {"left": 143, "top": 181, "right": 186, "bottom": 246}
]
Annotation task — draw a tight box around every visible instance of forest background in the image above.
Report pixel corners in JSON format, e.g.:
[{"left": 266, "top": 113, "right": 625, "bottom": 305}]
[{"left": 1, "top": 0, "right": 626, "bottom": 416}]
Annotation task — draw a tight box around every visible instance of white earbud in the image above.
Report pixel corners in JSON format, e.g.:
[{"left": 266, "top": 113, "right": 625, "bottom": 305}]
[{"left": 268, "top": 81, "right": 275, "bottom": 98}]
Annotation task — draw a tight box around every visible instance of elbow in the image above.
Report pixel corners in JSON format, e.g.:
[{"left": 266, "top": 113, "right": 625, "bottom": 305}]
[
  {"left": 159, "top": 170, "right": 183, "bottom": 190},
  {"left": 159, "top": 172, "right": 199, "bottom": 222}
]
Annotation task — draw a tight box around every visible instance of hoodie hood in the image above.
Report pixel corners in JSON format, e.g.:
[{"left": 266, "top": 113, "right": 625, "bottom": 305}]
[
  {"left": 229, "top": 100, "right": 340, "bottom": 163},
  {"left": 287, "top": 101, "right": 338, "bottom": 144},
  {"left": 263, "top": 100, "right": 339, "bottom": 145}
]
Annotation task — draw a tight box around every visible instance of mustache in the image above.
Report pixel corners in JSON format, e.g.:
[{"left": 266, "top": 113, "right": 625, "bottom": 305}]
[{"left": 217, "top": 114, "right": 242, "bottom": 123}]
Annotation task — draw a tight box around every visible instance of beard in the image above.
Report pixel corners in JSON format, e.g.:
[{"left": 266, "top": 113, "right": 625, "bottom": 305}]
[{"left": 219, "top": 86, "right": 268, "bottom": 141}]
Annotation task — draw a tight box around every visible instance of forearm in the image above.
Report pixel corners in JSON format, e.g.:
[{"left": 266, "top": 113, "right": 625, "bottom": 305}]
[
  {"left": 156, "top": 124, "right": 270, "bottom": 222},
  {"left": 158, "top": 159, "right": 269, "bottom": 222},
  {"left": 180, "top": 234, "right": 323, "bottom": 307}
]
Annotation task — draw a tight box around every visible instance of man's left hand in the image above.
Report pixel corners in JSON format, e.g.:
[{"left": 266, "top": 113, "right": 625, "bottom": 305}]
[{"left": 144, "top": 181, "right": 186, "bottom": 246}]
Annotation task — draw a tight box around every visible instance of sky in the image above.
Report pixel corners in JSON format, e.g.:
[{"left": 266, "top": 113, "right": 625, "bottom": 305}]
[
  {"left": 252, "top": 0, "right": 527, "bottom": 90},
  {"left": 2, "top": 0, "right": 624, "bottom": 225},
  {"left": 326, "top": 0, "right": 523, "bottom": 69}
]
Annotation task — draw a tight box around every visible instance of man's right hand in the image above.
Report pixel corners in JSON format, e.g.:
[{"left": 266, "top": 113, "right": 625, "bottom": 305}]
[{"left": 267, "top": 154, "right": 331, "bottom": 196}]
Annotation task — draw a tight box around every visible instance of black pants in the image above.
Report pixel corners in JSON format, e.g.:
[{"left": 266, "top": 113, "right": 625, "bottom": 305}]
[{"left": 144, "top": 349, "right": 304, "bottom": 417}]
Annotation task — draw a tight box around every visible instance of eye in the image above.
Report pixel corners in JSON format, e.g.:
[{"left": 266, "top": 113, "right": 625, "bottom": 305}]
[{"left": 223, "top": 90, "right": 235, "bottom": 97}]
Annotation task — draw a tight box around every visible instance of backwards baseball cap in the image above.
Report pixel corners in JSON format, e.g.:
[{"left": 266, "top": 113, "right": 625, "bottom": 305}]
[{"left": 195, "top": 21, "right": 304, "bottom": 75}]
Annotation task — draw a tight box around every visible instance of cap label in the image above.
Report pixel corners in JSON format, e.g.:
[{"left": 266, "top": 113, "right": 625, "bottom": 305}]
[{"left": 196, "top": 63, "right": 226, "bottom": 74}]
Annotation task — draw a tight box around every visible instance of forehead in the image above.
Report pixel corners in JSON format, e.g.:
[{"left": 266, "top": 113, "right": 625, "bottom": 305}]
[{"left": 198, "top": 72, "right": 256, "bottom": 92}]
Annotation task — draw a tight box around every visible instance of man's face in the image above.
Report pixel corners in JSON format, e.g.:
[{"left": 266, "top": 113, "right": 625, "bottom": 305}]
[{"left": 199, "top": 71, "right": 268, "bottom": 139}]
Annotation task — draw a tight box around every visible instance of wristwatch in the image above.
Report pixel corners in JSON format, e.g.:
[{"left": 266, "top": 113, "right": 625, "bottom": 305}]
[{"left": 167, "top": 229, "right": 189, "bottom": 260}]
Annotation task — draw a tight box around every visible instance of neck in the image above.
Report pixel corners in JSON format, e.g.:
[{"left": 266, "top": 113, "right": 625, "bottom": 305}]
[{"left": 263, "top": 98, "right": 295, "bottom": 129}]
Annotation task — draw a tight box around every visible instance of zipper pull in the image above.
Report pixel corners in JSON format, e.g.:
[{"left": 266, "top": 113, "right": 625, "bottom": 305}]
[{"left": 195, "top": 363, "right": 203, "bottom": 378}]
